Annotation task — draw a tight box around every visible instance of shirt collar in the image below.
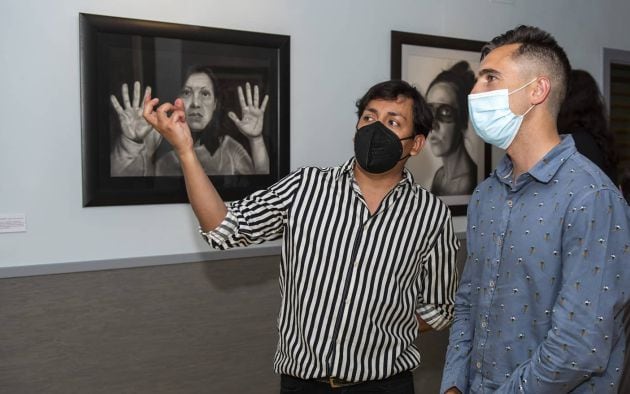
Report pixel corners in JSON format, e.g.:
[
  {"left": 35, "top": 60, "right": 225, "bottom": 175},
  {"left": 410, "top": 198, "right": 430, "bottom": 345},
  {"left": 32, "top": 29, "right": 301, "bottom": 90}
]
[
  {"left": 338, "top": 157, "right": 416, "bottom": 188},
  {"left": 495, "top": 134, "right": 577, "bottom": 185},
  {"left": 338, "top": 157, "right": 356, "bottom": 179}
]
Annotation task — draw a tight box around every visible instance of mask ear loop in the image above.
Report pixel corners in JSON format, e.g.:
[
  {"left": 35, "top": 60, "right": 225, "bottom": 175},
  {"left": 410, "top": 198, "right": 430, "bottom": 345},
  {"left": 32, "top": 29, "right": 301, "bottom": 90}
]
[
  {"left": 520, "top": 104, "right": 536, "bottom": 117},
  {"left": 508, "top": 77, "right": 538, "bottom": 117},
  {"left": 508, "top": 77, "right": 538, "bottom": 96},
  {"left": 398, "top": 134, "right": 417, "bottom": 161}
]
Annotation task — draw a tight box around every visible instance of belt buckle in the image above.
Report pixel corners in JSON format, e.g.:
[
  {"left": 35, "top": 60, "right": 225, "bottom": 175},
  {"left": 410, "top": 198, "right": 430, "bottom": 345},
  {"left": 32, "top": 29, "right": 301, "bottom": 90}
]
[{"left": 328, "top": 376, "right": 353, "bottom": 388}]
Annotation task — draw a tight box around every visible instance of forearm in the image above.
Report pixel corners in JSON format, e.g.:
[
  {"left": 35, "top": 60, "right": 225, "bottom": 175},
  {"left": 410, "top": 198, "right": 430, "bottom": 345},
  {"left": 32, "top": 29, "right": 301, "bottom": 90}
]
[
  {"left": 496, "top": 348, "right": 587, "bottom": 393},
  {"left": 178, "top": 149, "right": 227, "bottom": 231},
  {"left": 496, "top": 314, "right": 618, "bottom": 393},
  {"left": 439, "top": 287, "right": 474, "bottom": 393},
  {"left": 249, "top": 136, "right": 270, "bottom": 174}
]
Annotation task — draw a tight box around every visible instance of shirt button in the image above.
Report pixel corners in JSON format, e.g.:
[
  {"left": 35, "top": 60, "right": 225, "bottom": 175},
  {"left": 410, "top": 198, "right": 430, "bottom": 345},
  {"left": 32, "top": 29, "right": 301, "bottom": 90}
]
[
  {"left": 489, "top": 280, "right": 495, "bottom": 288},
  {"left": 476, "top": 361, "right": 482, "bottom": 369},
  {"left": 507, "top": 200, "right": 513, "bottom": 207},
  {"left": 481, "top": 321, "right": 487, "bottom": 328}
]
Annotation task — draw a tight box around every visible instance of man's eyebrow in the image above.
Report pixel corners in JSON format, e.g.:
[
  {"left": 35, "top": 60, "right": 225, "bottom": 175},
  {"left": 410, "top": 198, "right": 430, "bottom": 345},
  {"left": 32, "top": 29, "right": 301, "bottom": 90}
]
[
  {"left": 478, "top": 68, "right": 502, "bottom": 78},
  {"left": 387, "top": 111, "right": 407, "bottom": 121},
  {"left": 364, "top": 107, "right": 408, "bottom": 121},
  {"left": 363, "top": 107, "right": 407, "bottom": 120}
]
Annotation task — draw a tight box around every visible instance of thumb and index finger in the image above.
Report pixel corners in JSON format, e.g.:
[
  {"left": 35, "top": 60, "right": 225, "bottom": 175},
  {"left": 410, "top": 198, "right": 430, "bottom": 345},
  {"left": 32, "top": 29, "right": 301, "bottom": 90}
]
[
  {"left": 142, "top": 91, "right": 160, "bottom": 127},
  {"left": 143, "top": 94, "right": 188, "bottom": 130}
]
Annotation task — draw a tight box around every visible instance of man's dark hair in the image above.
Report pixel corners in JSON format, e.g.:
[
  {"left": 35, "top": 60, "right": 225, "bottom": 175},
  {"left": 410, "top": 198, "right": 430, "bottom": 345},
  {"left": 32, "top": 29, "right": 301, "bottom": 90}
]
[
  {"left": 355, "top": 80, "right": 433, "bottom": 137},
  {"left": 481, "top": 25, "right": 571, "bottom": 115},
  {"left": 427, "top": 60, "right": 476, "bottom": 130}
]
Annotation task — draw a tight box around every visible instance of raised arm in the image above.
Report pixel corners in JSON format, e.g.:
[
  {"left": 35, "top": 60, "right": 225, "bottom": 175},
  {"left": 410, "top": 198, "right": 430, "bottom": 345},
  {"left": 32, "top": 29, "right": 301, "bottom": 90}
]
[{"left": 143, "top": 95, "right": 226, "bottom": 231}]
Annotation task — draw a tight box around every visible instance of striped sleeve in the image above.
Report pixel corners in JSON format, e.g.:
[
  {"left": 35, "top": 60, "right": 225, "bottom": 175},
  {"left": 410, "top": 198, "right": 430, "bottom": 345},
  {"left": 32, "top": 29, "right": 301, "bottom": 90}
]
[
  {"left": 201, "top": 168, "right": 304, "bottom": 249},
  {"left": 416, "top": 208, "right": 459, "bottom": 330}
]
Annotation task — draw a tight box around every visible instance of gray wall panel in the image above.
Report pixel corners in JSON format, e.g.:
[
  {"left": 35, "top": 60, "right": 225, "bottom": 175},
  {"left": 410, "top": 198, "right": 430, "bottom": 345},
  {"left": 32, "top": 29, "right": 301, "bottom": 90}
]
[{"left": 0, "top": 256, "right": 281, "bottom": 394}]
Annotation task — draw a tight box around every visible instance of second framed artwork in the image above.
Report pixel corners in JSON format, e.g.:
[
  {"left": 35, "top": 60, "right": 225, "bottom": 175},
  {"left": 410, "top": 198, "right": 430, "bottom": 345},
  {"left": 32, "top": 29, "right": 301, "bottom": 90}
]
[
  {"left": 80, "top": 13, "right": 290, "bottom": 206},
  {"left": 391, "top": 31, "right": 491, "bottom": 216}
]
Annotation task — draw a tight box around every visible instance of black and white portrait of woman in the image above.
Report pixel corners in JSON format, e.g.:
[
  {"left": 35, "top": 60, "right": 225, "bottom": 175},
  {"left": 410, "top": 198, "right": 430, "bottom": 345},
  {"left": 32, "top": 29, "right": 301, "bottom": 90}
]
[
  {"left": 110, "top": 65, "right": 269, "bottom": 177},
  {"left": 426, "top": 61, "right": 477, "bottom": 196},
  {"left": 399, "top": 42, "right": 487, "bottom": 208},
  {"left": 79, "top": 14, "right": 289, "bottom": 206}
]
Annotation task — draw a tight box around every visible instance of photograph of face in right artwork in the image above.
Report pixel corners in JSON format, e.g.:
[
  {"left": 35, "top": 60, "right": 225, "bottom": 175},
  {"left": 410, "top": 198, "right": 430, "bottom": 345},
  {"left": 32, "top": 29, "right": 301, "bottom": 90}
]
[{"left": 395, "top": 36, "right": 492, "bottom": 215}]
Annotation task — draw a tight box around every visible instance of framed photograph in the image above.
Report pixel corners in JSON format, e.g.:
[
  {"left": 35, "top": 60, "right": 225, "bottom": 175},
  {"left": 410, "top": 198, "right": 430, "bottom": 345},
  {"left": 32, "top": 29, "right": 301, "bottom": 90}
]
[
  {"left": 80, "top": 13, "right": 290, "bottom": 206},
  {"left": 391, "top": 31, "right": 491, "bottom": 216}
]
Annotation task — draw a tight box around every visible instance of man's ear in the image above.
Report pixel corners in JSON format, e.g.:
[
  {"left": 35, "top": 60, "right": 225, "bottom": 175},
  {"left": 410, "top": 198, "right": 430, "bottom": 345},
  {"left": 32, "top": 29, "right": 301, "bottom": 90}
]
[
  {"left": 531, "top": 76, "right": 551, "bottom": 105},
  {"left": 410, "top": 134, "right": 426, "bottom": 156}
]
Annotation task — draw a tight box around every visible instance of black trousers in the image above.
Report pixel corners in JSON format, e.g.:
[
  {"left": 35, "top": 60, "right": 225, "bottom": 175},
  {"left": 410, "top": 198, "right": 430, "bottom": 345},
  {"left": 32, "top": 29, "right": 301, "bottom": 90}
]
[{"left": 280, "top": 371, "right": 414, "bottom": 394}]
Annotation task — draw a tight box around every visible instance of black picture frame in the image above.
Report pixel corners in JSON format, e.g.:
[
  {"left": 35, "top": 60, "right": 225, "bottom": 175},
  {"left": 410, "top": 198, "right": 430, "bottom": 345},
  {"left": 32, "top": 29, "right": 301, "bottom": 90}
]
[
  {"left": 391, "top": 31, "right": 491, "bottom": 216},
  {"left": 80, "top": 13, "right": 290, "bottom": 206}
]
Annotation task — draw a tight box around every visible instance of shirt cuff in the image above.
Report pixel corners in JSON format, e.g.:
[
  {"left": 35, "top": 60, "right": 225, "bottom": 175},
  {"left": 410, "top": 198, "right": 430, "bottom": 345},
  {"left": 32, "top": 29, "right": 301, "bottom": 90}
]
[
  {"left": 198, "top": 209, "right": 239, "bottom": 248},
  {"left": 440, "top": 352, "right": 470, "bottom": 394},
  {"left": 416, "top": 303, "right": 452, "bottom": 331},
  {"left": 440, "top": 379, "right": 467, "bottom": 394}
]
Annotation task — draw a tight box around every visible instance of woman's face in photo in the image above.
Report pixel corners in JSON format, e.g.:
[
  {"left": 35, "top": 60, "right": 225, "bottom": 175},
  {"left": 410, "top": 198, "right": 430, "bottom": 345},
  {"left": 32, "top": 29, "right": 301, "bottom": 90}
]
[
  {"left": 426, "top": 82, "right": 462, "bottom": 157},
  {"left": 180, "top": 73, "right": 217, "bottom": 132}
]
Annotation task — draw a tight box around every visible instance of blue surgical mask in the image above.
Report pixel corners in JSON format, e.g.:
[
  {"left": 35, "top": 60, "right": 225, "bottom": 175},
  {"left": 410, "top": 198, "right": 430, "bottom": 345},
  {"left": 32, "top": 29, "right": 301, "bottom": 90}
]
[{"left": 468, "top": 78, "right": 537, "bottom": 149}]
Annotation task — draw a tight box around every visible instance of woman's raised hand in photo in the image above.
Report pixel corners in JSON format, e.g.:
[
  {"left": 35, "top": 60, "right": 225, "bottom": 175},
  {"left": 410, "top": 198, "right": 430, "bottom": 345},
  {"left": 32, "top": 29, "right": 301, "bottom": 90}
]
[
  {"left": 110, "top": 81, "right": 162, "bottom": 153},
  {"left": 228, "top": 82, "right": 269, "bottom": 139}
]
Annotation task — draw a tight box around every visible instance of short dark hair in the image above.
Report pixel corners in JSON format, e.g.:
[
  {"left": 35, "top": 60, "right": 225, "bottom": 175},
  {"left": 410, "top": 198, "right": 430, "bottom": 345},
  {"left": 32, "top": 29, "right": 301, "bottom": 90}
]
[
  {"left": 427, "top": 60, "right": 476, "bottom": 129},
  {"left": 481, "top": 25, "right": 571, "bottom": 115},
  {"left": 355, "top": 79, "right": 433, "bottom": 137}
]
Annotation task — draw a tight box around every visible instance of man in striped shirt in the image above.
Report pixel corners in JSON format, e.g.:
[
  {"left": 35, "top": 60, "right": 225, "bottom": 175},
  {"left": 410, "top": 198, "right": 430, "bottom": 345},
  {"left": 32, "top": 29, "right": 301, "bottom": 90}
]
[{"left": 143, "top": 80, "right": 459, "bottom": 393}]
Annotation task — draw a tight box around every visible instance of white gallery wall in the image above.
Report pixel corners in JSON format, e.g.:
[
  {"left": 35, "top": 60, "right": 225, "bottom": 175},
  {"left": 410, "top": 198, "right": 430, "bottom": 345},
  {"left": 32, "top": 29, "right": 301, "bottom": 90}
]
[{"left": 2, "top": 0, "right": 629, "bottom": 268}]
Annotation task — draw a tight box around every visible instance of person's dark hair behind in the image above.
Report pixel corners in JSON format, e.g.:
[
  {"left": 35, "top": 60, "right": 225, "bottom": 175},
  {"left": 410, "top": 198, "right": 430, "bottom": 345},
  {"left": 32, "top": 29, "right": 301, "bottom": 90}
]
[
  {"left": 620, "top": 167, "right": 630, "bottom": 204},
  {"left": 356, "top": 80, "right": 433, "bottom": 137},
  {"left": 558, "top": 69, "right": 619, "bottom": 182}
]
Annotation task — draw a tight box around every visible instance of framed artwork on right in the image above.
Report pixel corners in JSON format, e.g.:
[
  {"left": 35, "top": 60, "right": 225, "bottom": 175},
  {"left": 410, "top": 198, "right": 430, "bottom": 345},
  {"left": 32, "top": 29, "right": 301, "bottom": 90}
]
[{"left": 391, "top": 30, "right": 491, "bottom": 216}]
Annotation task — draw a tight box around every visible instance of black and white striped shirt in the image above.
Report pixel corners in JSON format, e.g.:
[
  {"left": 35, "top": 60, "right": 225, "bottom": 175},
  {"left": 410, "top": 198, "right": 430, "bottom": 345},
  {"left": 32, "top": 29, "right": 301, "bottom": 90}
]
[{"left": 202, "top": 158, "right": 459, "bottom": 383}]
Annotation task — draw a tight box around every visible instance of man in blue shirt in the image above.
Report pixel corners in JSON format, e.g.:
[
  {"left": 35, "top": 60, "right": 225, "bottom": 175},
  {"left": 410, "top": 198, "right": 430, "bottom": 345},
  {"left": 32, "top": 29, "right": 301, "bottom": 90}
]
[{"left": 441, "top": 25, "right": 630, "bottom": 393}]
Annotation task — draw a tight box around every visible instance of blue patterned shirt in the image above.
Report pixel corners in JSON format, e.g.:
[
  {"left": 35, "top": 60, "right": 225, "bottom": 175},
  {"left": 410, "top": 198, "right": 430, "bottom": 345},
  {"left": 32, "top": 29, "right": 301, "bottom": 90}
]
[{"left": 441, "top": 136, "right": 630, "bottom": 393}]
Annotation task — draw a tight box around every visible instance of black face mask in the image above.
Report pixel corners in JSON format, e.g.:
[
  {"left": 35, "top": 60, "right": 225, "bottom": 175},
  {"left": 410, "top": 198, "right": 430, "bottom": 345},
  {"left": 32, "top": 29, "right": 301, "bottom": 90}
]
[{"left": 354, "top": 121, "right": 414, "bottom": 174}]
